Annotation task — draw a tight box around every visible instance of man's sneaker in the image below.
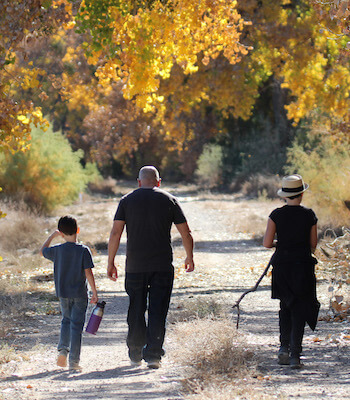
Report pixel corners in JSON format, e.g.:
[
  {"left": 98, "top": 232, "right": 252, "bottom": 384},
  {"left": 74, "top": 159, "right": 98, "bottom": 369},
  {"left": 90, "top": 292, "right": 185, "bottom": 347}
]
[
  {"left": 278, "top": 347, "right": 290, "bottom": 365},
  {"left": 130, "top": 359, "right": 142, "bottom": 367},
  {"left": 69, "top": 363, "right": 82, "bottom": 373},
  {"left": 129, "top": 351, "right": 143, "bottom": 367},
  {"left": 290, "top": 356, "right": 303, "bottom": 370},
  {"left": 129, "top": 349, "right": 142, "bottom": 366},
  {"left": 57, "top": 351, "right": 67, "bottom": 368},
  {"left": 147, "top": 359, "right": 161, "bottom": 369}
]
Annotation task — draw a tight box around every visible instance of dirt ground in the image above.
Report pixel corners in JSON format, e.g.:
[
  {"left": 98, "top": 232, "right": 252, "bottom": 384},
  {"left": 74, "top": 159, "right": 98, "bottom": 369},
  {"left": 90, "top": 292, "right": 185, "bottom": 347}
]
[{"left": 1, "top": 186, "right": 349, "bottom": 399}]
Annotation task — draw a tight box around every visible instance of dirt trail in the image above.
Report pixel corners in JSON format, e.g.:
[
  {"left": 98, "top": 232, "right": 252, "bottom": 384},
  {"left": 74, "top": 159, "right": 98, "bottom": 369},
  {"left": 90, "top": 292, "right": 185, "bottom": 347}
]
[{"left": 1, "top": 191, "right": 350, "bottom": 399}]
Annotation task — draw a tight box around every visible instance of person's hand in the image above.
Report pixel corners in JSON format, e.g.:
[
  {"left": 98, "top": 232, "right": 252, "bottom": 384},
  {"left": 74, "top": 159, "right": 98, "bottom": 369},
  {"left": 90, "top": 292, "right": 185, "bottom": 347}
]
[
  {"left": 40, "top": 230, "right": 62, "bottom": 256},
  {"left": 90, "top": 292, "right": 98, "bottom": 304},
  {"left": 107, "top": 263, "right": 118, "bottom": 281},
  {"left": 184, "top": 257, "right": 194, "bottom": 272}
]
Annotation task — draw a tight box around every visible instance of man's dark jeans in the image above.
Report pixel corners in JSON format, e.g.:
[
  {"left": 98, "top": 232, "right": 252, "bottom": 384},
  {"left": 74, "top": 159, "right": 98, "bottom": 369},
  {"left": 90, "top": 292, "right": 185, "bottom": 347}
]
[
  {"left": 279, "top": 300, "right": 305, "bottom": 357},
  {"left": 125, "top": 269, "right": 174, "bottom": 362}
]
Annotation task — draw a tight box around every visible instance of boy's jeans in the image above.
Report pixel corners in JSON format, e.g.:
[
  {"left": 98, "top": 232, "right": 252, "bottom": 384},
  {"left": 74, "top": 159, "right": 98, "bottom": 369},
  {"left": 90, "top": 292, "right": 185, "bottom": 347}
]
[{"left": 58, "top": 297, "right": 88, "bottom": 365}]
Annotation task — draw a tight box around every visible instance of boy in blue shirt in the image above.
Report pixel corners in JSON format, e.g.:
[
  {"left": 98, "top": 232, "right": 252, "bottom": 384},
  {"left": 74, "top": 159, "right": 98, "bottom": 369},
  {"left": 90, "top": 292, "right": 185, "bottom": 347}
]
[{"left": 40, "top": 215, "right": 98, "bottom": 372}]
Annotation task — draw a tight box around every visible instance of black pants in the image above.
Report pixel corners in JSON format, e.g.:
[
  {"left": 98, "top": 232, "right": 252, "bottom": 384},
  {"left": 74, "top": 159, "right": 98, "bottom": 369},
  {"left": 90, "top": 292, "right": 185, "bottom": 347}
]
[
  {"left": 125, "top": 269, "right": 174, "bottom": 362},
  {"left": 279, "top": 300, "right": 305, "bottom": 358}
]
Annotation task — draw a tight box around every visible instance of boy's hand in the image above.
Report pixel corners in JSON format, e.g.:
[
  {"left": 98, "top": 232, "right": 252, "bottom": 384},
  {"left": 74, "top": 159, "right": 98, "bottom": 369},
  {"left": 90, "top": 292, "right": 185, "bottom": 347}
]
[
  {"left": 51, "top": 229, "right": 61, "bottom": 238},
  {"left": 90, "top": 292, "right": 98, "bottom": 304},
  {"left": 40, "top": 229, "right": 62, "bottom": 256}
]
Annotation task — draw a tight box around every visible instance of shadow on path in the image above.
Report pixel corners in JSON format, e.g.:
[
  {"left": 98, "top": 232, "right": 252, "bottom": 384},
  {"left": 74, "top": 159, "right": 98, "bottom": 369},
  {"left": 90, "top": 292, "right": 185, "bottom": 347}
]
[
  {"left": 3, "top": 365, "right": 151, "bottom": 383},
  {"left": 173, "top": 238, "right": 261, "bottom": 253},
  {"left": 2, "top": 285, "right": 181, "bottom": 400},
  {"left": 235, "top": 292, "right": 350, "bottom": 398}
]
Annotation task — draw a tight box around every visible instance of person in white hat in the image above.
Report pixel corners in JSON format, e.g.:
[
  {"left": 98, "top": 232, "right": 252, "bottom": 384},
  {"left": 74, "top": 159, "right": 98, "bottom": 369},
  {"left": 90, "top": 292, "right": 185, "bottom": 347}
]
[{"left": 263, "top": 174, "right": 319, "bottom": 369}]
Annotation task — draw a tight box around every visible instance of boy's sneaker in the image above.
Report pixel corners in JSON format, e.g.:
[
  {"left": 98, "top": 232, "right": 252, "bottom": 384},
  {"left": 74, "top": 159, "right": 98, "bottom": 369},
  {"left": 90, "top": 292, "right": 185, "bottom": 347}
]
[
  {"left": 277, "top": 347, "right": 290, "bottom": 365},
  {"left": 69, "top": 363, "right": 82, "bottom": 373},
  {"left": 57, "top": 351, "right": 67, "bottom": 368},
  {"left": 147, "top": 359, "right": 161, "bottom": 369}
]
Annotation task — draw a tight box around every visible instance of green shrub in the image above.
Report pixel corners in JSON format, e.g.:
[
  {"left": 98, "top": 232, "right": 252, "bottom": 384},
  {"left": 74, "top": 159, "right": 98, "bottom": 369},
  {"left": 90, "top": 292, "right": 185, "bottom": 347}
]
[
  {"left": 285, "top": 126, "right": 350, "bottom": 228},
  {"left": 0, "top": 125, "right": 99, "bottom": 212},
  {"left": 195, "top": 144, "right": 223, "bottom": 188}
]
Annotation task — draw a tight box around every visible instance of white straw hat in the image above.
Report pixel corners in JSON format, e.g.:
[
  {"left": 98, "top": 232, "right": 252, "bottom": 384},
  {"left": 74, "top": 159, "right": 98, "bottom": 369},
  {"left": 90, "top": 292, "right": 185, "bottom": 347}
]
[{"left": 277, "top": 174, "right": 309, "bottom": 198}]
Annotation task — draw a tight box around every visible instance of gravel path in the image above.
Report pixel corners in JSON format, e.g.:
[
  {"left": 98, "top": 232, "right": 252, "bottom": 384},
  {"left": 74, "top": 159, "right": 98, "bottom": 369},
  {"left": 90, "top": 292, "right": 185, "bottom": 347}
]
[{"left": 1, "top": 191, "right": 349, "bottom": 399}]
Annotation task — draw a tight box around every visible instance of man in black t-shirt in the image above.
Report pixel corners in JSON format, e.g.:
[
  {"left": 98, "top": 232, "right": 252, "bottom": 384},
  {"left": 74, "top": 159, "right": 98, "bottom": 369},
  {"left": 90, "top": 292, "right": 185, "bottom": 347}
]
[{"left": 107, "top": 166, "right": 194, "bottom": 369}]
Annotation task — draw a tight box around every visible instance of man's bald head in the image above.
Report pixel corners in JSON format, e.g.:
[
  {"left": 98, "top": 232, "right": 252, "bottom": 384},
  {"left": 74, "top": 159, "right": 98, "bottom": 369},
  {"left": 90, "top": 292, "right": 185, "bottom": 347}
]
[{"left": 138, "top": 166, "right": 161, "bottom": 188}]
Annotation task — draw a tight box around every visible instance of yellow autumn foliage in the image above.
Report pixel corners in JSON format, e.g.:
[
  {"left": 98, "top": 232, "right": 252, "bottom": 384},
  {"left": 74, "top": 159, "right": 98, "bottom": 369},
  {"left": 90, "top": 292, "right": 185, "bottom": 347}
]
[
  {"left": 80, "top": 0, "right": 249, "bottom": 113},
  {"left": 286, "top": 126, "right": 350, "bottom": 227},
  {"left": 0, "top": 0, "right": 73, "bottom": 151}
]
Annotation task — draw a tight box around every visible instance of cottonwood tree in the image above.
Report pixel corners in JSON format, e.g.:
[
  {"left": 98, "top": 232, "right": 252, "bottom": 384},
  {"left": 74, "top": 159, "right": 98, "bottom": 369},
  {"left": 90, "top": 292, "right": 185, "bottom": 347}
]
[
  {"left": 0, "top": 0, "right": 74, "bottom": 151},
  {"left": 75, "top": 0, "right": 350, "bottom": 143},
  {"left": 3, "top": 0, "right": 350, "bottom": 180},
  {"left": 74, "top": 0, "right": 251, "bottom": 140},
  {"left": 0, "top": 0, "right": 79, "bottom": 251}
]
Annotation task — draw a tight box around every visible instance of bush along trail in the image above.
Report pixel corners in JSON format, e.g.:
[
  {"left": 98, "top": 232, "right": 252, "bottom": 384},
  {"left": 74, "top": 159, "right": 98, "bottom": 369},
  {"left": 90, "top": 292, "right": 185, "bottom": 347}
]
[{"left": 0, "top": 191, "right": 350, "bottom": 399}]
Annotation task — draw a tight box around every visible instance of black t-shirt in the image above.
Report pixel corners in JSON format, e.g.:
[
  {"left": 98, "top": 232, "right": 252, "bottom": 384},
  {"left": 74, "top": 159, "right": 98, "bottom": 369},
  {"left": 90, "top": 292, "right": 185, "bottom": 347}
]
[
  {"left": 270, "top": 204, "right": 318, "bottom": 260},
  {"left": 114, "top": 187, "right": 187, "bottom": 272},
  {"left": 269, "top": 205, "right": 319, "bottom": 325}
]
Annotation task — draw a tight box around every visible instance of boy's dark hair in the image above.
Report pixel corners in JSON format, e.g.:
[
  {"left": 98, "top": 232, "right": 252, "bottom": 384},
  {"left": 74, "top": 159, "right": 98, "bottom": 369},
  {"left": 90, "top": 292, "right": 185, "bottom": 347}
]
[
  {"left": 58, "top": 215, "right": 78, "bottom": 235},
  {"left": 288, "top": 193, "right": 302, "bottom": 200}
]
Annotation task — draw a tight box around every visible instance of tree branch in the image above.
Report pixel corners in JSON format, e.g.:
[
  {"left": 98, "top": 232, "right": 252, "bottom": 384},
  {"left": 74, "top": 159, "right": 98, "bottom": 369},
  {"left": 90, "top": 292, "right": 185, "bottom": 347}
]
[{"left": 232, "top": 257, "right": 272, "bottom": 329}]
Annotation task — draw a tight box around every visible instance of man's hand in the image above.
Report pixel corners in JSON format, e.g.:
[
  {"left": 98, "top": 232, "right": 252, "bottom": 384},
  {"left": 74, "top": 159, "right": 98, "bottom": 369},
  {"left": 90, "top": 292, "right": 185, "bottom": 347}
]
[
  {"left": 107, "top": 220, "right": 124, "bottom": 282},
  {"left": 175, "top": 222, "right": 194, "bottom": 273},
  {"left": 107, "top": 263, "right": 118, "bottom": 281},
  {"left": 184, "top": 257, "right": 194, "bottom": 272}
]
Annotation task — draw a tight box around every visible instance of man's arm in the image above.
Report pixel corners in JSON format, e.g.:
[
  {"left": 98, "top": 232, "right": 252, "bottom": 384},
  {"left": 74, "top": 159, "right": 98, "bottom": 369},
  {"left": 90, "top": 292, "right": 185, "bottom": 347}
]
[
  {"left": 85, "top": 268, "right": 98, "bottom": 304},
  {"left": 107, "top": 220, "right": 125, "bottom": 281},
  {"left": 175, "top": 222, "right": 194, "bottom": 272},
  {"left": 40, "top": 230, "right": 61, "bottom": 256}
]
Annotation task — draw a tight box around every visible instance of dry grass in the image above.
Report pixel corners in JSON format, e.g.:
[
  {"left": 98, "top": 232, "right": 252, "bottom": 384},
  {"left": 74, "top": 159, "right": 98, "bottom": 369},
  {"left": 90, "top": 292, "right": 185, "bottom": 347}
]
[
  {"left": 168, "top": 317, "right": 257, "bottom": 397},
  {"left": 0, "top": 201, "right": 54, "bottom": 345},
  {"left": 237, "top": 207, "right": 270, "bottom": 240},
  {"left": 168, "top": 297, "right": 224, "bottom": 323},
  {"left": 0, "top": 275, "right": 30, "bottom": 340},
  {"left": 240, "top": 174, "right": 280, "bottom": 200},
  {"left": 0, "top": 201, "right": 48, "bottom": 255},
  {"left": 87, "top": 177, "right": 118, "bottom": 196},
  {"left": 0, "top": 268, "right": 59, "bottom": 354},
  {"left": 0, "top": 343, "right": 20, "bottom": 364},
  {"left": 315, "top": 228, "right": 350, "bottom": 321},
  {"left": 312, "top": 203, "right": 350, "bottom": 234}
]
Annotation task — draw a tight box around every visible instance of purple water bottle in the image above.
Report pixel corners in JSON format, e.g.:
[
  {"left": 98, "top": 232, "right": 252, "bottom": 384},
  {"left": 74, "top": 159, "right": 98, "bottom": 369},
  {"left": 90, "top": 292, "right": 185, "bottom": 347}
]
[{"left": 86, "top": 301, "right": 106, "bottom": 335}]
